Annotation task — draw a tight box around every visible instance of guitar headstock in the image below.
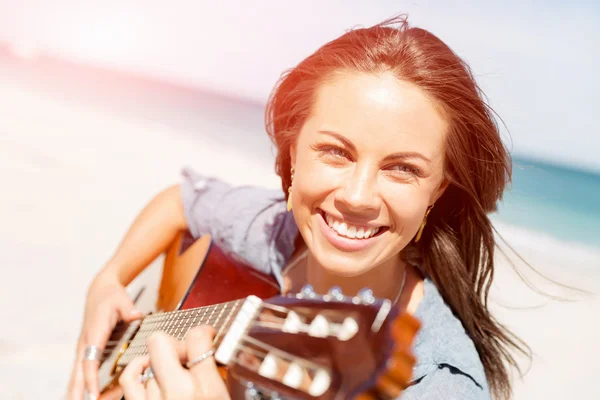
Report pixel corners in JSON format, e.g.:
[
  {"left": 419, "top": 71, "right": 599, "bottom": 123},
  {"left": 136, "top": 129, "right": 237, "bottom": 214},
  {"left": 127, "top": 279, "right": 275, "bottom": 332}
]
[{"left": 221, "top": 286, "right": 419, "bottom": 399}]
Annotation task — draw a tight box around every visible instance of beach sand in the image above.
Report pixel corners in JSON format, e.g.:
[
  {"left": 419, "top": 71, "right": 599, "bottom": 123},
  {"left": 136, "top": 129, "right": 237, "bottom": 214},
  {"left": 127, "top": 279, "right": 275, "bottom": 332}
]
[{"left": 1, "top": 56, "right": 598, "bottom": 399}]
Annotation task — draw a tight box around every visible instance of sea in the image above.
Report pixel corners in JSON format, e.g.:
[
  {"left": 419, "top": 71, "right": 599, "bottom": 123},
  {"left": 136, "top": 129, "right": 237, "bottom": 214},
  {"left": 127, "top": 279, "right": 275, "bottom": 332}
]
[{"left": 497, "top": 156, "right": 600, "bottom": 248}]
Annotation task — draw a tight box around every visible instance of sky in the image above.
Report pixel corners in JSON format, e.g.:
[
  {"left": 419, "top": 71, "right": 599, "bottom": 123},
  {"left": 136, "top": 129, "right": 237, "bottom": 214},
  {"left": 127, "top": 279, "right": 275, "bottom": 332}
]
[{"left": 0, "top": 0, "right": 598, "bottom": 172}]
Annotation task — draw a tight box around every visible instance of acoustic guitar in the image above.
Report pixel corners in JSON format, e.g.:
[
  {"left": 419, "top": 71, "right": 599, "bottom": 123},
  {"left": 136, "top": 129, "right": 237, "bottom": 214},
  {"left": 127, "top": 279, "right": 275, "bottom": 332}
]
[{"left": 96, "top": 232, "right": 420, "bottom": 399}]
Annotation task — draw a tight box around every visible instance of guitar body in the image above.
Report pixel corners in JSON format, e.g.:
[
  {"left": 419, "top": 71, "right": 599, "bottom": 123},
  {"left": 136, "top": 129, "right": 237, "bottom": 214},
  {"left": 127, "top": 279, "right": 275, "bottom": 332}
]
[
  {"left": 159, "top": 232, "right": 280, "bottom": 311},
  {"left": 98, "top": 232, "right": 280, "bottom": 399}
]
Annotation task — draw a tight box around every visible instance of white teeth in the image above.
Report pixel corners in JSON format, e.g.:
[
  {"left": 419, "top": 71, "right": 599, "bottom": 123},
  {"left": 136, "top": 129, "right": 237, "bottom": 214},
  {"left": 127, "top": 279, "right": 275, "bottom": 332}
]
[
  {"left": 323, "top": 212, "right": 381, "bottom": 240},
  {"left": 346, "top": 226, "right": 356, "bottom": 239}
]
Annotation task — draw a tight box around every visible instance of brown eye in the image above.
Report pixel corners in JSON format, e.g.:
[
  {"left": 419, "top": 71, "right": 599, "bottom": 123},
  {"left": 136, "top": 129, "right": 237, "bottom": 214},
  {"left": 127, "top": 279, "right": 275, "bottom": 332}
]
[
  {"left": 326, "top": 147, "right": 349, "bottom": 158},
  {"left": 388, "top": 164, "right": 422, "bottom": 177}
]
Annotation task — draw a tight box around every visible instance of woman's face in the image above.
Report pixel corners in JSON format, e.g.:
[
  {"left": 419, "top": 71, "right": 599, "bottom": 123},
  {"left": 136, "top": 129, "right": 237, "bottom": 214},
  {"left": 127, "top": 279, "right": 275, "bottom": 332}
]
[{"left": 290, "top": 71, "right": 449, "bottom": 276}]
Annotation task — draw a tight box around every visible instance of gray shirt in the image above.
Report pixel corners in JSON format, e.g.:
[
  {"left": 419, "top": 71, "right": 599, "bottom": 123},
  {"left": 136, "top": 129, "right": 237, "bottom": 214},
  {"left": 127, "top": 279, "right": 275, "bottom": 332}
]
[{"left": 180, "top": 167, "right": 491, "bottom": 399}]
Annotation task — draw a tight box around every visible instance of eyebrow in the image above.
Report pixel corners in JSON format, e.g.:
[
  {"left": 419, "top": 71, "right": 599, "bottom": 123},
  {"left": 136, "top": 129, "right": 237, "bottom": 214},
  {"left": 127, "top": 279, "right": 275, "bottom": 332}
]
[{"left": 317, "top": 130, "right": 432, "bottom": 163}]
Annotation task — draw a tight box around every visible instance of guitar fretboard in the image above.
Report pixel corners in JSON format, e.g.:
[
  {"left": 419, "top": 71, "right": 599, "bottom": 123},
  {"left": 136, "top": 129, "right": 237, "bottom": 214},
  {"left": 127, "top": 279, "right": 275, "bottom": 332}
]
[{"left": 118, "top": 299, "right": 244, "bottom": 365}]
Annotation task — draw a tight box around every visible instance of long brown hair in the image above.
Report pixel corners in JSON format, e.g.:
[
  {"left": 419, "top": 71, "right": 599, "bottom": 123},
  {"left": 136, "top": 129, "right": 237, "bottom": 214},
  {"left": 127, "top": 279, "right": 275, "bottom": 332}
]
[{"left": 265, "top": 15, "right": 527, "bottom": 399}]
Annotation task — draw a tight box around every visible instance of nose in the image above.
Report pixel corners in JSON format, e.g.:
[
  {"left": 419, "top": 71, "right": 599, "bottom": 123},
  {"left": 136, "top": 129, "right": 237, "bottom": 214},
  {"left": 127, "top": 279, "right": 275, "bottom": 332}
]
[{"left": 336, "top": 164, "right": 382, "bottom": 212}]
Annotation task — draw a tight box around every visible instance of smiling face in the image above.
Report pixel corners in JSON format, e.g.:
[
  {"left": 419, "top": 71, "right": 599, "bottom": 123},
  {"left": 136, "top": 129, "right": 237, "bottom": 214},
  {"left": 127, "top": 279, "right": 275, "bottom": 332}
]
[{"left": 289, "top": 71, "right": 449, "bottom": 276}]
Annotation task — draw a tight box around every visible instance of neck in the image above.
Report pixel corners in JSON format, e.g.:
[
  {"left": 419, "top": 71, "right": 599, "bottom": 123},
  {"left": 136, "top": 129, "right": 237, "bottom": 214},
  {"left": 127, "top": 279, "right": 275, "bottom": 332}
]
[
  {"left": 119, "top": 299, "right": 244, "bottom": 364},
  {"left": 305, "top": 253, "right": 407, "bottom": 301}
]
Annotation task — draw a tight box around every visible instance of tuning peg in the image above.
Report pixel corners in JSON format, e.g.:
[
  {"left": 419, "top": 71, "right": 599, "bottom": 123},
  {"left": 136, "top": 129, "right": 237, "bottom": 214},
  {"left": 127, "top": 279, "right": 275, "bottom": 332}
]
[
  {"left": 308, "top": 314, "right": 329, "bottom": 338},
  {"left": 356, "top": 288, "right": 375, "bottom": 304},
  {"left": 282, "top": 311, "right": 302, "bottom": 333},
  {"left": 298, "top": 284, "right": 317, "bottom": 299},
  {"left": 337, "top": 317, "right": 359, "bottom": 341},
  {"left": 309, "top": 368, "right": 332, "bottom": 396},
  {"left": 328, "top": 286, "right": 345, "bottom": 301},
  {"left": 282, "top": 362, "right": 305, "bottom": 389},
  {"left": 258, "top": 353, "right": 278, "bottom": 379}
]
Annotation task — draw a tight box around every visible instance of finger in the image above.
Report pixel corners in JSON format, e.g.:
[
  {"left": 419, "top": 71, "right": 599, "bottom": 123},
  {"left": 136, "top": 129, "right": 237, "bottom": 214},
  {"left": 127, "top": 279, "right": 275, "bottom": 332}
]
[
  {"left": 145, "top": 376, "right": 162, "bottom": 400},
  {"left": 186, "top": 326, "right": 228, "bottom": 397},
  {"left": 115, "top": 292, "right": 143, "bottom": 323},
  {"left": 82, "top": 306, "right": 115, "bottom": 399},
  {"left": 67, "top": 339, "right": 86, "bottom": 400},
  {"left": 118, "top": 355, "right": 149, "bottom": 400},
  {"left": 146, "top": 332, "right": 191, "bottom": 395}
]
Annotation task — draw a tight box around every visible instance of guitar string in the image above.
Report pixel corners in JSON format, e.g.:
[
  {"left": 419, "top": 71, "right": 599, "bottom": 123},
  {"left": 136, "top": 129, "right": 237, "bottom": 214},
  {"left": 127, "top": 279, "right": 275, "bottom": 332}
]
[
  {"left": 123, "top": 304, "right": 246, "bottom": 349},
  {"left": 101, "top": 291, "right": 398, "bottom": 358},
  {"left": 101, "top": 277, "right": 405, "bottom": 358},
  {"left": 102, "top": 307, "right": 401, "bottom": 394},
  {"left": 103, "top": 297, "right": 305, "bottom": 354},
  {"left": 120, "top": 311, "right": 286, "bottom": 352},
  {"left": 108, "top": 294, "right": 365, "bottom": 356},
  {"left": 113, "top": 306, "right": 265, "bottom": 362},
  {"left": 101, "top": 302, "right": 244, "bottom": 355},
  {"left": 101, "top": 303, "right": 269, "bottom": 356},
  {"left": 141, "top": 300, "right": 242, "bottom": 323},
  {"left": 102, "top": 303, "right": 239, "bottom": 349},
  {"left": 119, "top": 327, "right": 325, "bottom": 373},
  {"left": 113, "top": 300, "right": 373, "bottom": 363},
  {"left": 106, "top": 303, "right": 336, "bottom": 365},
  {"left": 105, "top": 314, "right": 387, "bottom": 396}
]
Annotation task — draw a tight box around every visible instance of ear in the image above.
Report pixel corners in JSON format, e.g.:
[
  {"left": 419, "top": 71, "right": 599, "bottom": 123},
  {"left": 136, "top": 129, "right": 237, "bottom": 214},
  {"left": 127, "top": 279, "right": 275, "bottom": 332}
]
[
  {"left": 432, "top": 176, "right": 450, "bottom": 204},
  {"left": 289, "top": 142, "right": 298, "bottom": 170}
]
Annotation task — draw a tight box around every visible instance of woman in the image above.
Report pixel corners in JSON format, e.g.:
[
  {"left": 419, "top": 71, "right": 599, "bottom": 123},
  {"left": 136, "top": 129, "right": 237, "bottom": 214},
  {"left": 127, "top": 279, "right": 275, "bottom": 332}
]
[{"left": 68, "top": 15, "right": 527, "bottom": 400}]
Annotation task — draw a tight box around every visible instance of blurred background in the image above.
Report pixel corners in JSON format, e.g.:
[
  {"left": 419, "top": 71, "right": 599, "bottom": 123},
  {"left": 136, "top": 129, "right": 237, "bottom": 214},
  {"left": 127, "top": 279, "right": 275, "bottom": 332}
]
[{"left": 0, "top": 1, "right": 598, "bottom": 398}]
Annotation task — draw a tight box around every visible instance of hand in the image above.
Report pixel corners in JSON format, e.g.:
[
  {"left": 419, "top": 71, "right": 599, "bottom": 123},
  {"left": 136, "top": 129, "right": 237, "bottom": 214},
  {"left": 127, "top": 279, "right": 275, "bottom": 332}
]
[
  {"left": 67, "top": 272, "right": 143, "bottom": 400},
  {"left": 119, "top": 326, "right": 230, "bottom": 400}
]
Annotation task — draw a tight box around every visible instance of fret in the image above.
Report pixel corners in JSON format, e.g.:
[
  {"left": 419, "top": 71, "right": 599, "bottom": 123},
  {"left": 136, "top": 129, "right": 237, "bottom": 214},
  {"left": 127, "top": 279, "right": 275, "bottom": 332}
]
[
  {"left": 214, "top": 300, "right": 239, "bottom": 347},
  {"left": 173, "top": 311, "right": 184, "bottom": 340},
  {"left": 179, "top": 308, "right": 196, "bottom": 340},
  {"left": 172, "top": 308, "right": 194, "bottom": 340},
  {"left": 181, "top": 312, "right": 192, "bottom": 340},
  {"left": 173, "top": 310, "right": 186, "bottom": 336},
  {"left": 173, "top": 310, "right": 187, "bottom": 336},
  {"left": 158, "top": 312, "right": 168, "bottom": 336},
  {"left": 199, "top": 304, "right": 211, "bottom": 329},
  {"left": 212, "top": 302, "right": 227, "bottom": 339},
  {"left": 205, "top": 304, "right": 217, "bottom": 332},
  {"left": 183, "top": 310, "right": 200, "bottom": 338},
  {"left": 165, "top": 311, "right": 176, "bottom": 339},
  {"left": 190, "top": 306, "right": 199, "bottom": 332}
]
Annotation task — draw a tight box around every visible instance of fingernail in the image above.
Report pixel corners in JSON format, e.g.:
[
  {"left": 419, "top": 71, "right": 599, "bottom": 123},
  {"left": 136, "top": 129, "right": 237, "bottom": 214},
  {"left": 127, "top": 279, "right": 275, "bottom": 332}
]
[{"left": 89, "top": 394, "right": 97, "bottom": 400}]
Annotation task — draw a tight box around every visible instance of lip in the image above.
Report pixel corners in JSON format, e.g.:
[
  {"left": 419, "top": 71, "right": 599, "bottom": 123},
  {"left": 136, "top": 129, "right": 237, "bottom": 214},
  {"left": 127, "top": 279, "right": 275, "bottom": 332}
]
[{"left": 317, "top": 211, "right": 382, "bottom": 252}]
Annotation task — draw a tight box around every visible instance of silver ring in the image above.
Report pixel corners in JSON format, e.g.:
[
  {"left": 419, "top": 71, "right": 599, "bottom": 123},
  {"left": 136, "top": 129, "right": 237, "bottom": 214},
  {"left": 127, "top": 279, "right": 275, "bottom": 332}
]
[
  {"left": 84, "top": 345, "right": 102, "bottom": 361},
  {"left": 139, "top": 367, "right": 155, "bottom": 384},
  {"left": 186, "top": 348, "right": 215, "bottom": 369}
]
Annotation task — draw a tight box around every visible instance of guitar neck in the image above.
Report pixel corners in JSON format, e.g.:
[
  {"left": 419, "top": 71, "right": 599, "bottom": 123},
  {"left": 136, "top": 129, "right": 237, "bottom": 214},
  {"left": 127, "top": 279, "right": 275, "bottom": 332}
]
[{"left": 118, "top": 298, "right": 245, "bottom": 365}]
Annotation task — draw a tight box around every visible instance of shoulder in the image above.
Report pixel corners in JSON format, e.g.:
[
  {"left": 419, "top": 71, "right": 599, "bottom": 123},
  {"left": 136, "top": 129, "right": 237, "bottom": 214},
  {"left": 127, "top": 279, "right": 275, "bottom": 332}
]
[
  {"left": 403, "top": 279, "right": 491, "bottom": 399},
  {"left": 179, "top": 167, "right": 297, "bottom": 283}
]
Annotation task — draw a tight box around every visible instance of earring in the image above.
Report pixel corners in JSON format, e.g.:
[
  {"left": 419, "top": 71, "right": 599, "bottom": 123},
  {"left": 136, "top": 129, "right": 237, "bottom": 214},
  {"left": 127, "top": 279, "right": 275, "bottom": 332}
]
[
  {"left": 415, "top": 204, "right": 434, "bottom": 243},
  {"left": 286, "top": 167, "right": 295, "bottom": 212}
]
